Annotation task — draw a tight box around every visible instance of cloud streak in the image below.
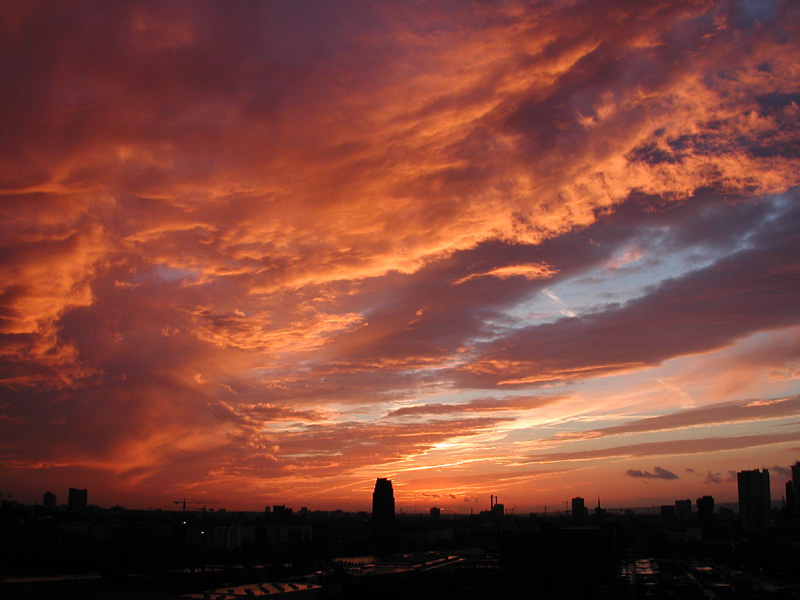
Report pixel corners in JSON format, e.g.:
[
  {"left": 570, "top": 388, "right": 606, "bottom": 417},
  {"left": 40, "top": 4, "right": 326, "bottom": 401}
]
[
  {"left": 527, "top": 431, "right": 800, "bottom": 465},
  {"left": 552, "top": 396, "right": 800, "bottom": 441},
  {"left": 385, "top": 395, "right": 564, "bottom": 418}
]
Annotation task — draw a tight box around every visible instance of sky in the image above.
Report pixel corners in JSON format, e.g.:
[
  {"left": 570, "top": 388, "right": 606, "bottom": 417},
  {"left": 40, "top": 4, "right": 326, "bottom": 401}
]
[{"left": 1, "top": 0, "right": 800, "bottom": 514}]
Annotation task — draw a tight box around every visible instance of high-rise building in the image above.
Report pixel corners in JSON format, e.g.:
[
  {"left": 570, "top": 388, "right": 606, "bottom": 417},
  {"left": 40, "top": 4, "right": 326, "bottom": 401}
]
[
  {"left": 572, "top": 497, "right": 586, "bottom": 524},
  {"left": 738, "top": 469, "right": 771, "bottom": 532},
  {"left": 675, "top": 499, "right": 692, "bottom": 518},
  {"left": 792, "top": 461, "right": 800, "bottom": 514},
  {"left": 372, "top": 478, "right": 395, "bottom": 539},
  {"left": 43, "top": 491, "right": 56, "bottom": 510},
  {"left": 696, "top": 495, "right": 715, "bottom": 536},
  {"left": 68, "top": 488, "right": 87, "bottom": 515}
]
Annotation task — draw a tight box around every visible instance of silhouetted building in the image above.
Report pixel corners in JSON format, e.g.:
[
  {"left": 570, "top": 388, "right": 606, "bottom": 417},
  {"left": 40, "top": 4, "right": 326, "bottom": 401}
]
[
  {"left": 372, "top": 478, "right": 395, "bottom": 540},
  {"left": 271, "top": 504, "right": 292, "bottom": 522},
  {"left": 430, "top": 506, "right": 440, "bottom": 520},
  {"left": 675, "top": 499, "right": 692, "bottom": 518},
  {"left": 43, "top": 491, "right": 56, "bottom": 510},
  {"left": 490, "top": 495, "right": 504, "bottom": 520},
  {"left": 792, "top": 461, "right": 800, "bottom": 513},
  {"left": 696, "top": 495, "right": 714, "bottom": 536},
  {"left": 68, "top": 488, "right": 87, "bottom": 515},
  {"left": 572, "top": 497, "right": 586, "bottom": 524},
  {"left": 594, "top": 497, "right": 606, "bottom": 522},
  {"left": 738, "top": 469, "right": 771, "bottom": 531},
  {"left": 787, "top": 480, "right": 796, "bottom": 517},
  {"left": 266, "top": 522, "right": 312, "bottom": 548},
  {"left": 212, "top": 524, "right": 255, "bottom": 551},
  {"left": 501, "top": 526, "right": 617, "bottom": 592}
]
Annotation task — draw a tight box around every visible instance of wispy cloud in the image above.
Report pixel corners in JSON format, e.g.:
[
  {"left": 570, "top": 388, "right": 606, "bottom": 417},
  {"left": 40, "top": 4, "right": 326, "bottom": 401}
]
[
  {"left": 527, "top": 431, "right": 800, "bottom": 464},
  {"left": 385, "top": 395, "right": 564, "bottom": 418},
  {"left": 452, "top": 263, "right": 557, "bottom": 286},
  {"left": 551, "top": 396, "right": 800, "bottom": 442}
]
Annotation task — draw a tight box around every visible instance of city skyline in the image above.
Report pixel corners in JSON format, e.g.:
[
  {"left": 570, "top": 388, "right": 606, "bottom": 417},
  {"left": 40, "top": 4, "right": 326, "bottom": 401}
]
[
  {"left": 13, "top": 462, "right": 800, "bottom": 516},
  {"left": 2, "top": 1, "right": 800, "bottom": 513}
]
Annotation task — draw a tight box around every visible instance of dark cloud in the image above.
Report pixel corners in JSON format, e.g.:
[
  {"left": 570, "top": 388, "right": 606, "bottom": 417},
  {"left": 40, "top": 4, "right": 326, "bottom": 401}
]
[
  {"left": 770, "top": 465, "right": 791, "bottom": 478},
  {"left": 626, "top": 466, "right": 679, "bottom": 480},
  {"left": 238, "top": 403, "right": 327, "bottom": 423}
]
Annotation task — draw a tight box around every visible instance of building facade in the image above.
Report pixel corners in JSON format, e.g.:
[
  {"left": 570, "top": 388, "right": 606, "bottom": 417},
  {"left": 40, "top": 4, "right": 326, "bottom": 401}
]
[
  {"left": 738, "top": 469, "right": 771, "bottom": 531},
  {"left": 68, "top": 488, "right": 87, "bottom": 515},
  {"left": 372, "top": 478, "right": 395, "bottom": 539}
]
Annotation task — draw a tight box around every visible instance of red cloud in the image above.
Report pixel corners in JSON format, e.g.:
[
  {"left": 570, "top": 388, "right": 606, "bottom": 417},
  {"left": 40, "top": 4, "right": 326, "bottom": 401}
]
[{"left": 2, "top": 1, "right": 799, "bottom": 509}]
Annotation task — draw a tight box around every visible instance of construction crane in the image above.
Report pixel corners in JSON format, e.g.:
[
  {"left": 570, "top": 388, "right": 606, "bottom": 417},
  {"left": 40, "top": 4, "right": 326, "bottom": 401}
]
[{"left": 173, "top": 498, "right": 220, "bottom": 512}]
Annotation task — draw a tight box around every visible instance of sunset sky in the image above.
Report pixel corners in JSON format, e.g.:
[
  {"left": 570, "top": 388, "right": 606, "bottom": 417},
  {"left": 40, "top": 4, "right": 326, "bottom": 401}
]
[{"left": 2, "top": 1, "right": 800, "bottom": 514}]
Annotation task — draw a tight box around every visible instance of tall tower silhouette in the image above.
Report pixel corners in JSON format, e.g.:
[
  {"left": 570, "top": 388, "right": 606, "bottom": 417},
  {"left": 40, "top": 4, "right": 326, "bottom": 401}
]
[
  {"left": 68, "top": 488, "right": 87, "bottom": 515},
  {"left": 572, "top": 497, "right": 586, "bottom": 524},
  {"left": 372, "top": 478, "right": 395, "bottom": 540},
  {"left": 696, "top": 495, "right": 715, "bottom": 538},
  {"left": 738, "top": 469, "right": 771, "bottom": 531}
]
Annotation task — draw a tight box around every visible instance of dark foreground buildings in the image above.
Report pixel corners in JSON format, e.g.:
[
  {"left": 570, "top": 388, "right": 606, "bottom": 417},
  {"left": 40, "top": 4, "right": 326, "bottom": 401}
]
[{"left": 5, "top": 460, "right": 800, "bottom": 599}]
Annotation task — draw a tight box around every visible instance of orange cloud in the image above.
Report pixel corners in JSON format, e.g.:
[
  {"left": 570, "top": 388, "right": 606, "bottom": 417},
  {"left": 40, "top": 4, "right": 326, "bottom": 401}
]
[
  {"left": 2, "top": 1, "right": 799, "bottom": 510},
  {"left": 451, "top": 263, "right": 558, "bottom": 285}
]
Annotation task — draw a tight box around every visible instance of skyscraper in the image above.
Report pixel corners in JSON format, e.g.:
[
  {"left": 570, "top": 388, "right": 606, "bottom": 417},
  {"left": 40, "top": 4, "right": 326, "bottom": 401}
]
[
  {"left": 792, "top": 461, "right": 800, "bottom": 514},
  {"left": 572, "top": 497, "right": 586, "bottom": 524},
  {"left": 68, "top": 487, "right": 87, "bottom": 515},
  {"left": 372, "top": 478, "right": 395, "bottom": 539},
  {"left": 696, "top": 495, "right": 715, "bottom": 537},
  {"left": 738, "top": 469, "right": 771, "bottom": 532}
]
